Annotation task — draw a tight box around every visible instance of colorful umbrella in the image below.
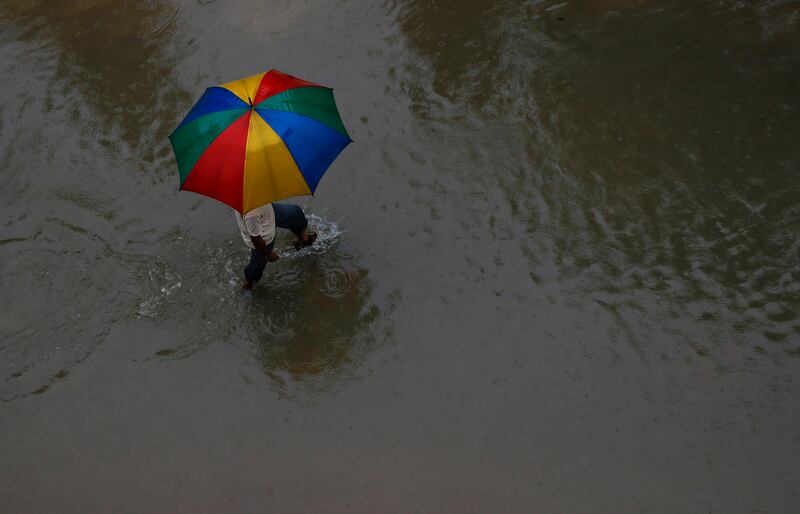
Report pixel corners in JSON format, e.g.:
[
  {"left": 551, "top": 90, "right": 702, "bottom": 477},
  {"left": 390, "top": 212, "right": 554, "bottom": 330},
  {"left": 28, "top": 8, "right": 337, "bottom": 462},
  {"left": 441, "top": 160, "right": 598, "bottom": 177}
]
[{"left": 169, "top": 69, "right": 351, "bottom": 214}]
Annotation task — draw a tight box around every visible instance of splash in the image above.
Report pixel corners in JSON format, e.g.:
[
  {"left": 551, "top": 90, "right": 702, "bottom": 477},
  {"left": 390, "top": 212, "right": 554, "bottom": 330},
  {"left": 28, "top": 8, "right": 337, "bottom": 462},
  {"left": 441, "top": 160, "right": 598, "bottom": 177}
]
[{"left": 277, "top": 213, "right": 343, "bottom": 259}]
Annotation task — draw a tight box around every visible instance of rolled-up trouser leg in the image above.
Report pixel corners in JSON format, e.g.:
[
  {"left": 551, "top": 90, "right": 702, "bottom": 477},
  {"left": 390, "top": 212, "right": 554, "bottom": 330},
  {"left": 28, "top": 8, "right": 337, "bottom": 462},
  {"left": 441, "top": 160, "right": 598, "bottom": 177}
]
[
  {"left": 244, "top": 248, "right": 268, "bottom": 283},
  {"left": 271, "top": 203, "right": 309, "bottom": 236}
]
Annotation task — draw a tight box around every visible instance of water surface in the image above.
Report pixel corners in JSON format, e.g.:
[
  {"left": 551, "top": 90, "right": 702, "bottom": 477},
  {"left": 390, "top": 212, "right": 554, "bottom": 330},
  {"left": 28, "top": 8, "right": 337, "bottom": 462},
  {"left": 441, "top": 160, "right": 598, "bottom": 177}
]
[{"left": 1, "top": 1, "right": 799, "bottom": 512}]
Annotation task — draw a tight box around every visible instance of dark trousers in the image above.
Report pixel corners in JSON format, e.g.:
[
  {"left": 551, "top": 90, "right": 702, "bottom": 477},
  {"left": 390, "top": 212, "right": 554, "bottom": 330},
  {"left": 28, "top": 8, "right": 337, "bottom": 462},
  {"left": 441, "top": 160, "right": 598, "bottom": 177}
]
[{"left": 243, "top": 203, "right": 308, "bottom": 284}]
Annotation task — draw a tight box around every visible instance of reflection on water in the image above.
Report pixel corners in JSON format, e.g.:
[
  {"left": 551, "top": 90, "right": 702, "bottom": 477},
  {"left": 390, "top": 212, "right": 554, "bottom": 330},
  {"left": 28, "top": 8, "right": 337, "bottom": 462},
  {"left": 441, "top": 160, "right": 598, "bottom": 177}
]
[
  {"left": 392, "top": 0, "right": 800, "bottom": 365},
  {"left": 0, "top": 0, "right": 798, "bottom": 510},
  {"left": 0, "top": 0, "right": 193, "bottom": 400},
  {"left": 0, "top": 2, "right": 386, "bottom": 400},
  {"left": 247, "top": 257, "right": 383, "bottom": 397},
  {"left": 0, "top": 0, "right": 190, "bottom": 159},
  {"left": 393, "top": 0, "right": 521, "bottom": 109},
  {"left": 135, "top": 219, "right": 390, "bottom": 398}
]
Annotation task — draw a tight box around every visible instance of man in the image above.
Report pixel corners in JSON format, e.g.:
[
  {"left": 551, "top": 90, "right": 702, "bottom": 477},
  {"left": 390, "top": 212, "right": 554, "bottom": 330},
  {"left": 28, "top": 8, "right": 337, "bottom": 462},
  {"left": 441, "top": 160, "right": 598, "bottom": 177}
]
[{"left": 236, "top": 203, "right": 317, "bottom": 290}]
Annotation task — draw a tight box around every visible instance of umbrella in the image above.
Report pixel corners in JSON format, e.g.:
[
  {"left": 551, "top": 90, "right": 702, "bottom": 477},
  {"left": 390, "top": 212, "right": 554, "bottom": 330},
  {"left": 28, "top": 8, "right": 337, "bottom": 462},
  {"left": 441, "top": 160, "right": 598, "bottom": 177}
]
[{"left": 169, "top": 69, "right": 351, "bottom": 213}]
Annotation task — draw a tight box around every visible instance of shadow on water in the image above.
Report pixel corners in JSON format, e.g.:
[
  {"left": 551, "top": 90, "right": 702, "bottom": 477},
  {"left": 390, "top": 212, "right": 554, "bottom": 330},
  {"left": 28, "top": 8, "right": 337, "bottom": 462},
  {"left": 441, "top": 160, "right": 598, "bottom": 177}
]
[{"left": 390, "top": 0, "right": 800, "bottom": 364}]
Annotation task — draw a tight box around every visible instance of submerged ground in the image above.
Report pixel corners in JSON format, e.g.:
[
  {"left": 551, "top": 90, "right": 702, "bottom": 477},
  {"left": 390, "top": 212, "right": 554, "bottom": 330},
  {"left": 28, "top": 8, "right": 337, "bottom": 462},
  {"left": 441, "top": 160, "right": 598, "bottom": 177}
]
[{"left": 1, "top": 1, "right": 799, "bottom": 512}]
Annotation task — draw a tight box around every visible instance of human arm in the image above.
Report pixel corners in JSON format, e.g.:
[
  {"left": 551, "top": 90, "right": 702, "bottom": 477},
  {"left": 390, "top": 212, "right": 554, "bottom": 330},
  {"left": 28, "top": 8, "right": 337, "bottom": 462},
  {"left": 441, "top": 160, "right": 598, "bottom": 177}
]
[
  {"left": 243, "top": 207, "right": 278, "bottom": 261},
  {"left": 250, "top": 235, "right": 280, "bottom": 261}
]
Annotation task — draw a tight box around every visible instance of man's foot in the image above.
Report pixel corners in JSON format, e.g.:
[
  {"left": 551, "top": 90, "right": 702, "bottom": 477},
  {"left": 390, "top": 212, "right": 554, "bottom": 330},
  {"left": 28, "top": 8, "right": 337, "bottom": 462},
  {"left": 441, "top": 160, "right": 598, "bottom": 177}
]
[
  {"left": 242, "top": 280, "right": 254, "bottom": 290},
  {"left": 294, "top": 231, "right": 317, "bottom": 250}
]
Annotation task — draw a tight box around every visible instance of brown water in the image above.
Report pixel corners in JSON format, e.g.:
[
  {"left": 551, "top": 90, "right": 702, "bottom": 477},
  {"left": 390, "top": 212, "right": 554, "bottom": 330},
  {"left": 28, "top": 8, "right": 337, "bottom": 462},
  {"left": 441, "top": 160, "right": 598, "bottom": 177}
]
[{"left": 1, "top": 1, "right": 799, "bottom": 512}]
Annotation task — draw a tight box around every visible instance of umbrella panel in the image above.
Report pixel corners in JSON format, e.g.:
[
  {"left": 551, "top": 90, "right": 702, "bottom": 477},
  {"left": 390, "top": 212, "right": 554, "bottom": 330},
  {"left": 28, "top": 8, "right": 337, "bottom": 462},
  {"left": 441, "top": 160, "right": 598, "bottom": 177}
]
[
  {"left": 170, "top": 70, "right": 351, "bottom": 212},
  {"left": 242, "top": 113, "right": 310, "bottom": 213}
]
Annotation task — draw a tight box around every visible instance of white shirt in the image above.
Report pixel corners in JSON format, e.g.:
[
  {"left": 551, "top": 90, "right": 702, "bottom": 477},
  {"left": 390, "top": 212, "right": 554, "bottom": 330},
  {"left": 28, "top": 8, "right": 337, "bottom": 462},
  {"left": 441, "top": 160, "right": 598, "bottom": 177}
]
[{"left": 235, "top": 204, "right": 275, "bottom": 249}]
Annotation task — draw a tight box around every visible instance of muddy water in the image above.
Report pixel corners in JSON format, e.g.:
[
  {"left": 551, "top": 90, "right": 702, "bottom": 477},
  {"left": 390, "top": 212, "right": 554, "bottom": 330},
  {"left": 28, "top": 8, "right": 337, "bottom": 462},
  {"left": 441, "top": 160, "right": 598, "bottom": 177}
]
[{"left": 1, "top": 1, "right": 799, "bottom": 512}]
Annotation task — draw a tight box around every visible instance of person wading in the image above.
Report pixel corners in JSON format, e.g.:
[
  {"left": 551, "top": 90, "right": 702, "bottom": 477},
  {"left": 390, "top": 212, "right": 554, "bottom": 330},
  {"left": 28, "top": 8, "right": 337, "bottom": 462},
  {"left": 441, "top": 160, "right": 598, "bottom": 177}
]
[{"left": 235, "top": 203, "right": 317, "bottom": 290}]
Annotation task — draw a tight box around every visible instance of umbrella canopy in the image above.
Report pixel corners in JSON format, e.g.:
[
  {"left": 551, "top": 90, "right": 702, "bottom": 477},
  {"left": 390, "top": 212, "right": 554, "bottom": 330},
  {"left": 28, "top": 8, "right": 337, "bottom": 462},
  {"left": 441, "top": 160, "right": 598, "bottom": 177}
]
[{"left": 169, "top": 69, "right": 351, "bottom": 214}]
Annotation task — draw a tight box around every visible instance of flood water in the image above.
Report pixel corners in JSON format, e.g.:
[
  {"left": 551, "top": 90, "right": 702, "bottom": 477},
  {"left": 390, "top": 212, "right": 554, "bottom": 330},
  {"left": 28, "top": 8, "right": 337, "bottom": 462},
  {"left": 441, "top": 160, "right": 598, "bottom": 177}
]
[{"left": 1, "top": 1, "right": 799, "bottom": 512}]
